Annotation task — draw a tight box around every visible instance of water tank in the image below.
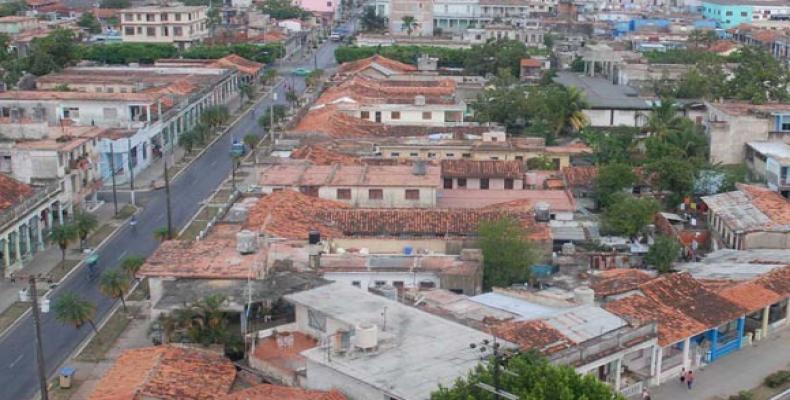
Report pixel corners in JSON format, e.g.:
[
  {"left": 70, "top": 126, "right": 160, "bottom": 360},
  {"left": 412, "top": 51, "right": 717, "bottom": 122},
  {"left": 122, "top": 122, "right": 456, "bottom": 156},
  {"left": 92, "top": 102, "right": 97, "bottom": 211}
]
[
  {"left": 562, "top": 242, "right": 576, "bottom": 256},
  {"left": 378, "top": 285, "right": 398, "bottom": 301},
  {"left": 236, "top": 230, "right": 258, "bottom": 254},
  {"left": 573, "top": 286, "right": 595, "bottom": 305},
  {"left": 355, "top": 323, "right": 378, "bottom": 350},
  {"left": 535, "top": 202, "right": 551, "bottom": 222},
  {"left": 404, "top": 245, "right": 413, "bottom": 255},
  {"left": 308, "top": 230, "right": 321, "bottom": 245}
]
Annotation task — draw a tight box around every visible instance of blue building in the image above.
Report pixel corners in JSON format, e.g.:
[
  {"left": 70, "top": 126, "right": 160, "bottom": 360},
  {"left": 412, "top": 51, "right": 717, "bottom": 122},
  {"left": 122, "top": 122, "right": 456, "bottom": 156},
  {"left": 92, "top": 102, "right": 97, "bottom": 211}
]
[{"left": 702, "top": 0, "right": 754, "bottom": 28}]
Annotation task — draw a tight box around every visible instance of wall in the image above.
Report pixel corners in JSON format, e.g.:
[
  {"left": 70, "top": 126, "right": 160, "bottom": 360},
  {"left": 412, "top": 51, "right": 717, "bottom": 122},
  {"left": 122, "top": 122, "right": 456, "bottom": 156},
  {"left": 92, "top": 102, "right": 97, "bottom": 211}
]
[
  {"left": 319, "top": 185, "right": 437, "bottom": 208},
  {"left": 744, "top": 231, "right": 790, "bottom": 250},
  {"left": 331, "top": 237, "right": 459, "bottom": 254},
  {"left": 706, "top": 107, "right": 773, "bottom": 165},
  {"left": 322, "top": 271, "right": 441, "bottom": 290},
  {"left": 702, "top": 1, "right": 753, "bottom": 29},
  {"left": 352, "top": 107, "right": 461, "bottom": 127}
]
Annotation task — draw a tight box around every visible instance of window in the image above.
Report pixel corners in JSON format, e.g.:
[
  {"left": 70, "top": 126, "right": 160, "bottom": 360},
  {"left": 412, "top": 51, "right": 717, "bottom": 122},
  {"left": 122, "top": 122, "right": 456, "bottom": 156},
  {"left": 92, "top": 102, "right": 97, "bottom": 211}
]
[
  {"left": 409, "top": 152, "right": 418, "bottom": 157},
  {"left": 391, "top": 111, "right": 401, "bottom": 120},
  {"left": 173, "top": 26, "right": 183, "bottom": 36},
  {"left": 390, "top": 152, "right": 400, "bottom": 157},
  {"left": 369, "top": 189, "right": 383, "bottom": 200},
  {"left": 480, "top": 178, "right": 490, "bottom": 189},
  {"left": 107, "top": 87, "right": 114, "bottom": 93},
  {"left": 405, "top": 189, "right": 420, "bottom": 200},
  {"left": 336, "top": 188, "right": 351, "bottom": 200},
  {"left": 462, "top": 153, "right": 471, "bottom": 158},
  {"left": 741, "top": 11, "right": 748, "bottom": 16},
  {"left": 427, "top": 152, "right": 436, "bottom": 158},
  {"left": 124, "top": 26, "right": 134, "bottom": 35},
  {"left": 63, "top": 107, "right": 79, "bottom": 119},
  {"left": 458, "top": 178, "right": 467, "bottom": 188},
  {"left": 124, "top": 13, "right": 132, "bottom": 21},
  {"left": 419, "top": 281, "right": 436, "bottom": 289},
  {"left": 146, "top": 13, "right": 155, "bottom": 21},
  {"left": 136, "top": 27, "right": 142, "bottom": 34},
  {"left": 446, "top": 153, "right": 454, "bottom": 158},
  {"left": 422, "top": 111, "right": 432, "bottom": 120},
  {"left": 374, "top": 280, "right": 386, "bottom": 287},
  {"left": 162, "top": 26, "right": 169, "bottom": 36},
  {"left": 360, "top": 111, "right": 370, "bottom": 119},
  {"left": 160, "top": 12, "right": 168, "bottom": 21},
  {"left": 352, "top": 281, "right": 361, "bottom": 287},
  {"left": 515, "top": 155, "right": 523, "bottom": 161},
  {"left": 443, "top": 178, "right": 453, "bottom": 189},
  {"left": 725, "top": 10, "right": 733, "bottom": 15},
  {"left": 175, "top": 13, "right": 182, "bottom": 21},
  {"left": 393, "top": 281, "right": 404, "bottom": 289},
  {"left": 327, "top": 1, "right": 332, "bottom": 6},
  {"left": 504, "top": 178, "right": 514, "bottom": 189},
  {"left": 96, "top": 87, "right": 103, "bottom": 92},
  {"left": 307, "top": 309, "right": 326, "bottom": 332},
  {"left": 146, "top": 27, "right": 156, "bottom": 36}
]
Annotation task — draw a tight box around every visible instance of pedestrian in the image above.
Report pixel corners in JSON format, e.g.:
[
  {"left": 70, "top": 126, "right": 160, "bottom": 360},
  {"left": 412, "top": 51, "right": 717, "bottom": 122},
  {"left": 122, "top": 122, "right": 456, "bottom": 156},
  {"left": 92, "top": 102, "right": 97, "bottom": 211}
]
[
  {"left": 680, "top": 367, "right": 686, "bottom": 385},
  {"left": 687, "top": 370, "right": 694, "bottom": 390}
]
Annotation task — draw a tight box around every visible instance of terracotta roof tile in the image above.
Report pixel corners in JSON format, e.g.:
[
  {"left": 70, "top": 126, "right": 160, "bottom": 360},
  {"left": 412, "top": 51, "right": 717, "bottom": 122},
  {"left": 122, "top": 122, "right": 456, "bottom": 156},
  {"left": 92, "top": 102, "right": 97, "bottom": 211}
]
[
  {"left": 738, "top": 183, "right": 790, "bottom": 225},
  {"left": 244, "top": 190, "right": 350, "bottom": 239},
  {"left": 604, "top": 295, "right": 707, "bottom": 346},
  {"left": 0, "top": 173, "right": 35, "bottom": 210},
  {"left": 753, "top": 265, "right": 790, "bottom": 297},
  {"left": 520, "top": 58, "right": 543, "bottom": 68},
  {"left": 708, "top": 40, "right": 737, "bottom": 53},
  {"left": 291, "top": 144, "right": 363, "bottom": 165},
  {"left": 718, "top": 281, "right": 783, "bottom": 313},
  {"left": 440, "top": 159, "right": 524, "bottom": 179},
  {"left": 491, "top": 320, "right": 574, "bottom": 355},
  {"left": 338, "top": 54, "right": 417, "bottom": 76},
  {"left": 639, "top": 272, "right": 746, "bottom": 327},
  {"left": 211, "top": 54, "right": 264, "bottom": 76},
  {"left": 590, "top": 269, "right": 654, "bottom": 297},
  {"left": 90, "top": 346, "right": 236, "bottom": 400},
  {"left": 317, "top": 75, "right": 458, "bottom": 106},
  {"left": 223, "top": 384, "right": 346, "bottom": 400},
  {"left": 562, "top": 165, "right": 598, "bottom": 188}
]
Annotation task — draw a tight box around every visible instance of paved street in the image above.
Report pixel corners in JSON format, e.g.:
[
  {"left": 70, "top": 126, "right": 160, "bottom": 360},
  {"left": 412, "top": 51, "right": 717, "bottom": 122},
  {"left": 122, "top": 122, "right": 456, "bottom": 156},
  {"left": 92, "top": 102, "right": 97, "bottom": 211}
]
[{"left": 0, "top": 23, "right": 351, "bottom": 399}]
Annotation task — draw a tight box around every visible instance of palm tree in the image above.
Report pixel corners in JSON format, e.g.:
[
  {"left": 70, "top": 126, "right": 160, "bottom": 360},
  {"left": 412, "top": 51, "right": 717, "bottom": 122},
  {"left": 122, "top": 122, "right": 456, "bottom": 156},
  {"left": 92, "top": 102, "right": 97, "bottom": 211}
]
[
  {"left": 646, "top": 99, "right": 685, "bottom": 138},
  {"left": 561, "top": 86, "right": 589, "bottom": 134},
  {"left": 53, "top": 292, "right": 99, "bottom": 336},
  {"left": 73, "top": 211, "right": 98, "bottom": 250},
  {"left": 401, "top": 15, "right": 417, "bottom": 37},
  {"left": 244, "top": 133, "right": 258, "bottom": 160},
  {"left": 154, "top": 226, "right": 170, "bottom": 242},
  {"left": 99, "top": 268, "right": 130, "bottom": 312},
  {"left": 260, "top": 69, "right": 277, "bottom": 86},
  {"left": 49, "top": 223, "right": 78, "bottom": 268},
  {"left": 286, "top": 89, "right": 299, "bottom": 110},
  {"left": 120, "top": 255, "right": 146, "bottom": 279},
  {"left": 239, "top": 83, "right": 254, "bottom": 104}
]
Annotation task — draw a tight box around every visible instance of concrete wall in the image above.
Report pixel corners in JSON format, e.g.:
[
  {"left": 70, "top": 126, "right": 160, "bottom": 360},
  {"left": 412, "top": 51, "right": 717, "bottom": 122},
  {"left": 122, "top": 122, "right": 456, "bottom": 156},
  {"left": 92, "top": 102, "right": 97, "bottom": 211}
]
[
  {"left": 444, "top": 177, "right": 522, "bottom": 190},
  {"left": 706, "top": 107, "right": 774, "bottom": 165},
  {"left": 352, "top": 108, "right": 461, "bottom": 127},
  {"left": 319, "top": 186, "right": 437, "bottom": 208},
  {"left": 744, "top": 231, "right": 790, "bottom": 250},
  {"left": 331, "top": 237, "right": 457, "bottom": 254},
  {"left": 584, "top": 108, "right": 646, "bottom": 128},
  {"left": 322, "top": 271, "right": 441, "bottom": 290}
]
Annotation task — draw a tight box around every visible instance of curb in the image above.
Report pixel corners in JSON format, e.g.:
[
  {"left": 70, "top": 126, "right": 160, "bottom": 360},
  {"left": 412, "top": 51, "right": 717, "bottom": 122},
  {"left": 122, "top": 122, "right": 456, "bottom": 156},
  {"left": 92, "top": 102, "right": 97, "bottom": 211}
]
[{"left": 0, "top": 210, "right": 137, "bottom": 340}]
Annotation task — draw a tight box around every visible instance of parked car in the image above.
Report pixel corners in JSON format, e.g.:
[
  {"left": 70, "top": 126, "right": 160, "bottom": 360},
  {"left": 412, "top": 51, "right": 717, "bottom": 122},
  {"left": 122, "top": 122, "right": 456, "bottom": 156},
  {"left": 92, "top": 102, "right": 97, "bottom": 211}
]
[{"left": 293, "top": 67, "right": 312, "bottom": 76}]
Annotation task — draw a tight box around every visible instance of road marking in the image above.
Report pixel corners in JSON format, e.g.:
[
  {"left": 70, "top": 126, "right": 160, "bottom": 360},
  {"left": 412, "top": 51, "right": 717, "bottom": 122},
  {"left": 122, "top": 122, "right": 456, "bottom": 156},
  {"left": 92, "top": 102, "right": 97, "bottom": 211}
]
[
  {"left": 115, "top": 250, "right": 128, "bottom": 262},
  {"left": 8, "top": 353, "right": 23, "bottom": 368}
]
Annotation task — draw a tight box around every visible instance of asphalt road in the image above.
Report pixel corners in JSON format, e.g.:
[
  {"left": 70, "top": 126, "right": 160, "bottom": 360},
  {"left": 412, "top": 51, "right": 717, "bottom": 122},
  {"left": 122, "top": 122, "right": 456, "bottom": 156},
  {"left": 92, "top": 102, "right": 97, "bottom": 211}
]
[{"left": 0, "top": 20, "right": 352, "bottom": 399}]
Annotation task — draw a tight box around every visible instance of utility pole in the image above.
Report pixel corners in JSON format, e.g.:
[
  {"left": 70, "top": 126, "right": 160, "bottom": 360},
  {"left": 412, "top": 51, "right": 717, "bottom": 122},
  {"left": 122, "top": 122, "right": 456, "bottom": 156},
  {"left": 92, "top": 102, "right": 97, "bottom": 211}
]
[
  {"left": 109, "top": 141, "right": 118, "bottom": 215},
  {"left": 270, "top": 92, "right": 277, "bottom": 141},
  {"left": 314, "top": 51, "right": 318, "bottom": 70},
  {"left": 30, "top": 277, "right": 49, "bottom": 400},
  {"left": 163, "top": 156, "right": 173, "bottom": 240},
  {"left": 470, "top": 337, "right": 517, "bottom": 400},
  {"left": 127, "top": 138, "right": 135, "bottom": 206}
]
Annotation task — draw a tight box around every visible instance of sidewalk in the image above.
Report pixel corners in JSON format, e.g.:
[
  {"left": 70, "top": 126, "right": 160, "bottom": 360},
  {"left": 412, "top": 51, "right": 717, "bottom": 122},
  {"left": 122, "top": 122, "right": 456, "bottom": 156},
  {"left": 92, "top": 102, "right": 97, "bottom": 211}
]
[
  {"left": 0, "top": 203, "right": 123, "bottom": 324},
  {"left": 651, "top": 328, "right": 790, "bottom": 400}
]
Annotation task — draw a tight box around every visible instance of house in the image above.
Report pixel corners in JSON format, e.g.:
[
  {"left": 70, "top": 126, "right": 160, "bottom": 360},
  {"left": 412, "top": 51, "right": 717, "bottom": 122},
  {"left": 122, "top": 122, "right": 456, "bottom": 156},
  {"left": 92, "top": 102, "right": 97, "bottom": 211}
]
[
  {"left": 554, "top": 71, "right": 655, "bottom": 128},
  {"left": 704, "top": 101, "right": 790, "bottom": 165},
  {"left": 155, "top": 54, "right": 265, "bottom": 84},
  {"left": 257, "top": 163, "right": 441, "bottom": 208},
  {"left": 249, "top": 282, "right": 508, "bottom": 400},
  {"left": 0, "top": 174, "right": 62, "bottom": 277},
  {"left": 519, "top": 57, "right": 547, "bottom": 82},
  {"left": 462, "top": 20, "right": 545, "bottom": 47},
  {"left": 334, "top": 55, "right": 417, "bottom": 81},
  {"left": 120, "top": 5, "right": 209, "bottom": 49},
  {"left": 389, "top": 0, "right": 434, "bottom": 36},
  {"left": 701, "top": 183, "right": 790, "bottom": 249},
  {"left": 702, "top": 0, "right": 790, "bottom": 28},
  {"left": 440, "top": 159, "right": 524, "bottom": 190},
  {"left": 0, "top": 16, "right": 41, "bottom": 35},
  {"left": 745, "top": 141, "right": 790, "bottom": 197}
]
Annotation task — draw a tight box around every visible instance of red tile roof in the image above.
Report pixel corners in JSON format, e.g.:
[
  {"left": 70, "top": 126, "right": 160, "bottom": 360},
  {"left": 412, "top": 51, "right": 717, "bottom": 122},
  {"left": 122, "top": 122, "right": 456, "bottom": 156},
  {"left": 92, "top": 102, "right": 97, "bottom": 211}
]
[
  {"left": 211, "top": 54, "right": 264, "bottom": 76},
  {"left": 90, "top": 346, "right": 236, "bottom": 400},
  {"left": 290, "top": 144, "right": 363, "bottom": 165},
  {"left": 562, "top": 165, "right": 598, "bottom": 188},
  {"left": 604, "top": 295, "right": 707, "bottom": 346},
  {"left": 223, "top": 385, "right": 346, "bottom": 400},
  {"left": 520, "top": 58, "right": 543, "bottom": 68},
  {"left": 251, "top": 331, "right": 317, "bottom": 377},
  {"left": 639, "top": 272, "right": 746, "bottom": 328},
  {"left": 0, "top": 174, "right": 35, "bottom": 211},
  {"left": 718, "top": 281, "right": 783, "bottom": 313},
  {"left": 708, "top": 40, "right": 737, "bottom": 53},
  {"left": 244, "top": 190, "right": 351, "bottom": 239},
  {"left": 440, "top": 159, "right": 524, "bottom": 179},
  {"left": 436, "top": 189, "right": 576, "bottom": 213},
  {"left": 338, "top": 54, "right": 417, "bottom": 76},
  {"left": 491, "top": 320, "right": 574, "bottom": 354},
  {"left": 738, "top": 183, "right": 790, "bottom": 225},
  {"left": 590, "top": 269, "right": 654, "bottom": 297},
  {"left": 317, "top": 75, "right": 458, "bottom": 106}
]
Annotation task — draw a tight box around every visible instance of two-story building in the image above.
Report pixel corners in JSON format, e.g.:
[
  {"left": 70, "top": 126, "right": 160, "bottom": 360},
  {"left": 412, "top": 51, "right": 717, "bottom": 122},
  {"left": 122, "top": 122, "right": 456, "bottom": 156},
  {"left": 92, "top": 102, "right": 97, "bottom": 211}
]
[
  {"left": 440, "top": 159, "right": 524, "bottom": 190},
  {"left": 705, "top": 101, "right": 790, "bottom": 165},
  {"left": 120, "top": 5, "right": 209, "bottom": 49}
]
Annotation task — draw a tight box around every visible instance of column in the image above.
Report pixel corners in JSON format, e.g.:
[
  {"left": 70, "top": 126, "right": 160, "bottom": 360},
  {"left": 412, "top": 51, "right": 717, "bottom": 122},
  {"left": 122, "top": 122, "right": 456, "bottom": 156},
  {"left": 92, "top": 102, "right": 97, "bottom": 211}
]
[
  {"left": 36, "top": 215, "right": 44, "bottom": 249},
  {"left": 613, "top": 358, "right": 622, "bottom": 391},
  {"left": 736, "top": 317, "right": 745, "bottom": 350},
  {"left": 57, "top": 204, "right": 64, "bottom": 225},
  {"left": 761, "top": 305, "right": 770, "bottom": 339},
  {"left": 146, "top": 105, "right": 151, "bottom": 122},
  {"left": 709, "top": 329, "right": 719, "bottom": 361},
  {"left": 12, "top": 230, "right": 20, "bottom": 265},
  {"left": 1, "top": 237, "right": 9, "bottom": 271},
  {"left": 655, "top": 346, "right": 663, "bottom": 385},
  {"left": 682, "top": 337, "right": 691, "bottom": 370},
  {"left": 46, "top": 205, "right": 54, "bottom": 228}
]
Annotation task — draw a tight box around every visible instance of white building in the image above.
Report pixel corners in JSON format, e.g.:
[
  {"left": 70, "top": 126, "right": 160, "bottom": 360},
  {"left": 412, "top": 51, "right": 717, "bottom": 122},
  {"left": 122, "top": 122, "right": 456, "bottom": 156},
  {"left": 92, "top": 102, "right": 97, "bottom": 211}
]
[{"left": 120, "top": 5, "right": 209, "bottom": 49}]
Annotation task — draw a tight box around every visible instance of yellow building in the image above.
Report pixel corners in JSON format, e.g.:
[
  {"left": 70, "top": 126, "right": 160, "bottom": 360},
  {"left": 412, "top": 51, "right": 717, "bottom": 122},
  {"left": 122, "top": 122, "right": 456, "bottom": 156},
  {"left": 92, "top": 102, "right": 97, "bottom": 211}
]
[{"left": 121, "top": 5, "right": 208, "bottom": 49}]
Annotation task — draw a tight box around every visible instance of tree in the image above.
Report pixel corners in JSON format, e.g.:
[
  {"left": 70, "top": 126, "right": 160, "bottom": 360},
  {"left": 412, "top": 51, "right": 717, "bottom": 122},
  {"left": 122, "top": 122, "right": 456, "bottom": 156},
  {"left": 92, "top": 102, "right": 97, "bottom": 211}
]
[
  {"left": 32, "top": 28, "right": 78, "bottom": 70},
  {"left": 306, "top": 69, "right": 324, "bottom": 88},
  {"left": 120, "top": 255, "right": 146, "bottom": 278},
  {"left": 258, "top": 0, "right": 311, "bottom": 20},
  {"left": 99, "top": 0, "right": 130, "bottom": 8},
  {"left": 179, "top": 130, "right": 196, "bottom": 153},
  {"left": 239, "top": 83, "right": 254, "bottom": 103},
  {"left": 581, "top": 127, "right": 638, "bottom": 165},
  {"left": 78, "top": 42, "right": 178, "bottom": 64},
  {"left": 100, "top": 268, "right": 131, "bottom": 312},
  {"left": 285, "top": 88, "right": 299, "bottom": 109},
  {"left": 646, "top": 156, "right": 697, "bottom": 206},
  {"left": 687, "top": 29, "right": 717, "bottom": 49},
  {"left": 360, "top": 6, "right": 386, "bottom": 32},
  {"left": 0, "top": 0, "right": 27, "bottom": 17},
  {"left": 728, "top": 46, "right": 790, "bottom": 104},
  {"left": 73, "top": 211, "right": 99, "bottom": 250},
  {"left": 53, "top": 292, "right": 99, "bottom": 336},
  {"left": 260, "top": 68, "right": 278, "bottom": 86},
  {"left": 258, "top": 105, "right": 286, "bottom": 129},
  {"left": 154, "top": 226, "right": 170, "bottom": 242},
  {"left": 155, "top": 294, "right": 235, "bottom": 348},
  {"left": 570, "top": 56, "right": 585, "bottom": 72},
  {"left": 463, "top": 39, "right": 528, "bottom": 77},
  {"left": 645, "top": 99, "right": 686, "bottom": 138},
  {"left": 602, "top": 194, "right": 660, "bottom": 237},
  {"left": 645, "top": 235, "right": 681, "bottom": 273},
  {"left": 432, "top": 351, "right": 625, "bottom": 400},
  {"left": 401, "top": 15, "right": 417, "bottom": 37},
  {"left": 478, "top": 217, "right": 537, "bottom": 290},
  {"left": 49, "top": 223, "right": 78, "bottom": 267},
  {"left": 78, "top": 12, "right": 102, "bottom": 34},
  {"left": 527, "top": 85, "right": 589, "bottom": 136},
  {"left": 595, "top": 163, "right": 636, "bottom": 208},
  {"left": 244, "top": 133, "right": 259, "bottom": 159},
  {"left": 200, "top": 105, "right": 230, "bottom": 128},
  {"left": 207, "top": 6, "right": 221, "bottom": 31},
  {"left": 471, "top": 73, "right": 529, "bottom": 133},
  {"left": 525, "top": 154, "right": 555, "bottom": 170},
  {"left": 675, "top": 60, "right": 727, "bottom": 100}
]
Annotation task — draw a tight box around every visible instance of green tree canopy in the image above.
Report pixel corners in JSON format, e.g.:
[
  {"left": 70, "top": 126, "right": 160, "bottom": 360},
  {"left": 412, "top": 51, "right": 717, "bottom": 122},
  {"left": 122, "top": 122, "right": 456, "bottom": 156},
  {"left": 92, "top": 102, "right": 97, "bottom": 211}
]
[
  {"left": 727, "top": 46, "right": 790, "bottom": 104},
  {"left": 53, "top": 292, "right": 99, "bottom": 335},
  {"left": 100, "top": 268, "right": 131, "bottom": 312},
  {"left": 181, "top": 43, "right": 283, "bottom": 64},
  {"left": 0, "top": 0, "right": 27, "bottom": 17},
  {"left": 432, "top": 351, "right": 625, "bottom": 400},
  {"left": 602, "top": 194, "right": 660, "bottom": 237},
  {"left": 581, "top": 126, "right": 638, "bottom": 165},
  {"left": 73, "top": 211, "right": 99, "bottom": 249},
  {"left": 463, "top": 39, "right": 528, "bottom": 77},
  {"left": 360, "top": 6, "right": 386, "bottom": 32},
  {"left": 478, "top": 217, "right": 537, "bottom": 290},
  {"left": 79, "top": 42, "right": 178, "bottom": 64},
  {"left": 258, "top": 0, "right": 311, "bottom": 20},
  {"left": 99, "top": 0, "right": 130, "bottom": 8},
  {"left": 78, "top": 12, "right": 102, "bottom": 34},
  {"left": 595, "top": 163, "right": 636, "bottom": 208},
  {"left": 49, "top": 223, "right": 78, "bottom": 265},
  {"left": 645, "top": 235, "right": 681, "bottom": 273},
  {"left": 120, "top": 255, "right": 146, "bottom": 278}
]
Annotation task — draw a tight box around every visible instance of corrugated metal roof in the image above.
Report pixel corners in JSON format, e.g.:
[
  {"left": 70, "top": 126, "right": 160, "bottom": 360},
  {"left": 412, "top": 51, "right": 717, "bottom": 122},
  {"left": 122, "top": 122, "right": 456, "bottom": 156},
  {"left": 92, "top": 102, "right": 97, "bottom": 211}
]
[{"left": 544, "top": 305, "right": 627, "bottom": 343}]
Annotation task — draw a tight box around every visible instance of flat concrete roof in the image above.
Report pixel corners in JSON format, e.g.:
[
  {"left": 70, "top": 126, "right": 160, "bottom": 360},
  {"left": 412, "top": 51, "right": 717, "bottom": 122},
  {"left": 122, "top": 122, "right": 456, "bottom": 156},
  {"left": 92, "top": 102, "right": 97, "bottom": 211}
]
[
  {"left": 554, "top": 71, "right": 657, "bottom": 110},
  {"left": 676, "top": 249, "right": 790, "bottom": 281},
  {"left": 748, "top": 141, "right": 790, "bottom": 163},
  {"left": 286, "top": 283, "right": 507, "bottom": 400}
]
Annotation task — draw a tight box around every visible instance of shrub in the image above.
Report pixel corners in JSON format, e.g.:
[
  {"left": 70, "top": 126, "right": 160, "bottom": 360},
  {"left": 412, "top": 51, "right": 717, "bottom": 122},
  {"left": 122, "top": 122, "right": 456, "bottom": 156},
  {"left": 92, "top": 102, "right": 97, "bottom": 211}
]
[{"left": 764, "top": 370, "right": 790, "bottom": 388}]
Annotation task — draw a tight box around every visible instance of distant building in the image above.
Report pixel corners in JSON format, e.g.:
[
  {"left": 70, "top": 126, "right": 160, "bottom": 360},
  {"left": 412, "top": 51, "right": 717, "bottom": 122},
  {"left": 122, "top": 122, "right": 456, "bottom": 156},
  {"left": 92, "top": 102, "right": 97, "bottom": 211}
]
[
  {"left": 120, "top": 5, "right": 209, "bottom": 49},
  {"left": 705, "top": 101, "right": 790, "bottom": 165},
  {"left": 745, "top": 141, "right": 790, "bottom": 197},
  {"left": 389, "top": 0, "right": 434, "bottom": 36},
  {"left": 702, "top": 0, "right": 790, "bottom": 29}
]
